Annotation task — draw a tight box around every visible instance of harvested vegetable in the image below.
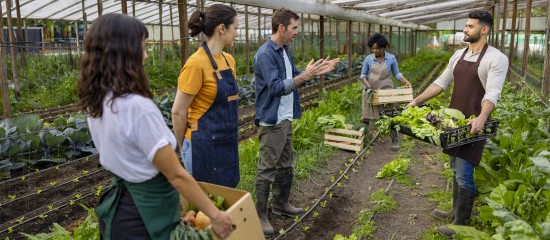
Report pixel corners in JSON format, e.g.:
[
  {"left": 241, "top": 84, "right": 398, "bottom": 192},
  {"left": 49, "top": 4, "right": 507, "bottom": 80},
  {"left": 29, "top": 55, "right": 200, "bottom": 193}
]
[
  {"left": 317, "top": 114, "right": 348, "bottom": 130},
  {"left": 195, "top": 211, "right": 211, "bottom": 230}
]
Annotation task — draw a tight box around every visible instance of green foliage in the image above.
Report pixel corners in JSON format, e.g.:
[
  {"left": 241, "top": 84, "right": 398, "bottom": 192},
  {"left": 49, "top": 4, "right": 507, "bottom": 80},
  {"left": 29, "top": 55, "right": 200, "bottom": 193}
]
[
  {"left": 471, "top": 83, "right": 550, "bottom": 238},
  {"left": 352, "top": 209, "right": 377, "bottom": 239},
  {"left": 20, "top": 205, "right": 100, "bottom": 240},
  {"left": 376, "top": 158, "right": 410, "bottom": 179},
  {"left": 316, "top": 114, "right": 348, "bottom": 130},
  {"left": 369, "top": 189, "right": 398, "bottom": 213}
]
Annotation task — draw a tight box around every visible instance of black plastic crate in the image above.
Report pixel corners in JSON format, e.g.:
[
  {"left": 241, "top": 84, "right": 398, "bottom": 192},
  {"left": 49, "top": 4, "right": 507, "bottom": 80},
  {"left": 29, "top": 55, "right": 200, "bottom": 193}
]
[{"left": 381, "top": 107, "right": 499, "bottom": 149}]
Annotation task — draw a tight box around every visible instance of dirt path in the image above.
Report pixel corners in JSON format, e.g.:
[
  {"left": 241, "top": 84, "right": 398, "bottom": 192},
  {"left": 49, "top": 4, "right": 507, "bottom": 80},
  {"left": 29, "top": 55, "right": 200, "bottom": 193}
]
[{"left": 270, "top": 134, "right": 449, "bottom": 240}]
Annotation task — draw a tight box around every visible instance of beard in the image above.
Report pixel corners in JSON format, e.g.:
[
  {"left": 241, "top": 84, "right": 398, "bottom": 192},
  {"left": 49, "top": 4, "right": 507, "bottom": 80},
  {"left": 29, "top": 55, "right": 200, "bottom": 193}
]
[{"left": 463, "top": 31, "right": 481, "bottom": 43}]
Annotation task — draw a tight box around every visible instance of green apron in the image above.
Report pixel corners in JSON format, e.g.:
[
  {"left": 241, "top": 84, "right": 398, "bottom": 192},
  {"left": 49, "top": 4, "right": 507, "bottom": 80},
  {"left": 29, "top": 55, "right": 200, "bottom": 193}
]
[{"left": 95, "top": 173, "right": 180, "bottom": 240}]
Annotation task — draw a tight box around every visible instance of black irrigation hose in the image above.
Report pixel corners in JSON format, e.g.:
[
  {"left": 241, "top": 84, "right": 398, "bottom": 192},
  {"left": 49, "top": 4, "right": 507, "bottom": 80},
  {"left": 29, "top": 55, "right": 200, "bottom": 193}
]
[
  {"left": 273, "top": 132, "right": 380, "bottom": 240},
  {"left": 0, "top": 178, "right": 110, "bottom": 235},
  {"left": 0, "top": 154, "right": 99, "bottom": 186},
  {"left": 0, "top": 167, "right": 106, "bottom": 206}
]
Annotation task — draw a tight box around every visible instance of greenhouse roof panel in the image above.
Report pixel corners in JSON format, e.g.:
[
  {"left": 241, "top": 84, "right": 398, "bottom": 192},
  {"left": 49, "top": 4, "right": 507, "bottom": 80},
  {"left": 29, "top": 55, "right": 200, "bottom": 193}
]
[{"left": 0, "top": 0, "right": 547, "bottom": 29}]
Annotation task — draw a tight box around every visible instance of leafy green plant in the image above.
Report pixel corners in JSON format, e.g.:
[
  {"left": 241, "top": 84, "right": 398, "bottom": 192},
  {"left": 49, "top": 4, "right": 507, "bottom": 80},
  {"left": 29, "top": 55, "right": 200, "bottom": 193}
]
[
  {"left": 376, "top": 158, "right": 410, "bottom": 179},
  {"left": 369, "top": 189, "right": 398, "bottom": 213}
]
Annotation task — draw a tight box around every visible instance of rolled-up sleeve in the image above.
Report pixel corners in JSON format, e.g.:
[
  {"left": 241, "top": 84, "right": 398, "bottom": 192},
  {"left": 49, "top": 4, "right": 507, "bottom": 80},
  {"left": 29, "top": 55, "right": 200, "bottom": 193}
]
[
  {"left": 359, "top": 57, "right": 370, "bottom": 80},
  {"left": 434, "top": 51, "right": 461, "bottom": 89},
  {"left": 390, "top": 58, "right": 404, "bottom": 80},
  {"left": 482, "top": 55, "right": 508, "bottom": 107},
  {"left": 255, "top": 52, "right": 290, "bottom": 97}
]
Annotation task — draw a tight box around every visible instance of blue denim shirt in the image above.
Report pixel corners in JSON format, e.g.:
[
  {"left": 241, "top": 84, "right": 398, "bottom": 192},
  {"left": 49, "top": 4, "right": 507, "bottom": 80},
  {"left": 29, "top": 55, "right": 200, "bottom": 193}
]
[
  {"left": 254, "top": 38, "right": 302, "bottom": 125},
  {"left": 359, "top": 52, "right": 404, "bottom": 82}
]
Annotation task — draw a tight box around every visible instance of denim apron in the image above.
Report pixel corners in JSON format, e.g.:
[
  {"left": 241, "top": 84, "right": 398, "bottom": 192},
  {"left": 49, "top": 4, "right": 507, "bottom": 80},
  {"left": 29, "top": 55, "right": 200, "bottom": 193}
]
[
  {"left": 95, "top": 174, "right": 180, "bottom": 240},
  {"left": 191, "top": 42, "right": 240, "bottom": 188},
  {"left": 443, "top": 44, "right": 488, "bottom": 165}
]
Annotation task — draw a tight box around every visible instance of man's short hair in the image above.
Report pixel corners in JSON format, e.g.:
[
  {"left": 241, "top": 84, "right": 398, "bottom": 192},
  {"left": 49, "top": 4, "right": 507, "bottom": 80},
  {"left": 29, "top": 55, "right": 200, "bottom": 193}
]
[
  {"left": 272, "top": 8, "right": 300, "bottom": 33},
  {"left": 468, "top": 10, "right": 494, "bottom": 31}
]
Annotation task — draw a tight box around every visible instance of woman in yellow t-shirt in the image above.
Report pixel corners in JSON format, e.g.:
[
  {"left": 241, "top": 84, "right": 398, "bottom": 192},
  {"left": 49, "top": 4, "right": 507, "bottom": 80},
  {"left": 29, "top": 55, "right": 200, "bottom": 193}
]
[{"left": 171, "top": 4, "right": 240, "bottom": 188}]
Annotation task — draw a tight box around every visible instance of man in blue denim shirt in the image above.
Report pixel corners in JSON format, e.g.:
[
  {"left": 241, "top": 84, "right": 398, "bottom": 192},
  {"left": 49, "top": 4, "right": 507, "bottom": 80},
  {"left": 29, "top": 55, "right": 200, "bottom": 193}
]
[{"left": 253, "top": 8, "right": 339, "bottom": 237}]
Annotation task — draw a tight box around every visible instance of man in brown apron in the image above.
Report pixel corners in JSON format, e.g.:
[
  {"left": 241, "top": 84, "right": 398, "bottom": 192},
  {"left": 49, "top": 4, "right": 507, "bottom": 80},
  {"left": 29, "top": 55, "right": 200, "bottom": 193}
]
[
  {"left": 408, "top": 10, "right": 508, "bottom": 237},
  {"left": 360, "top": 33, "right": 411, "bottom": 150}
]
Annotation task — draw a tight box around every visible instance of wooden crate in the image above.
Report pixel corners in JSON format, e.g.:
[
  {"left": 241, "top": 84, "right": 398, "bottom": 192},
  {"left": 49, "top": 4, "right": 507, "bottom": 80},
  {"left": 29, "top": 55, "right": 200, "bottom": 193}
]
[
  {"left": 370, "top": 88, "right": 413, "bottom": 105},
  {"left": 324, "top": 126, "right": 365, "bottom": 152},
  {"left": 180, "top": 182, "right": 265, "bottom": 240}
]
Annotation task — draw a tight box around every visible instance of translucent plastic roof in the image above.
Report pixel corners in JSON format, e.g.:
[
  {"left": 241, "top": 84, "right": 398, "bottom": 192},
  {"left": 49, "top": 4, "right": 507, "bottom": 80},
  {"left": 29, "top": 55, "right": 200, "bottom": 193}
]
[{"left": 1, "top": 0, "right": 547, "bottom": 29}]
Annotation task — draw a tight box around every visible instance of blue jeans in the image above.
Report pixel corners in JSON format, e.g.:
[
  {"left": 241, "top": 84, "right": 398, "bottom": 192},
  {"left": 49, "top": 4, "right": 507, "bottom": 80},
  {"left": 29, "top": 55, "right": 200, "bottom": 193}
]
[
  {"left": 449, "top": 156, "right": 476, "bottom": 192},
  {"left": 181, "top": 138, "right": 192, "bottom": 175}
]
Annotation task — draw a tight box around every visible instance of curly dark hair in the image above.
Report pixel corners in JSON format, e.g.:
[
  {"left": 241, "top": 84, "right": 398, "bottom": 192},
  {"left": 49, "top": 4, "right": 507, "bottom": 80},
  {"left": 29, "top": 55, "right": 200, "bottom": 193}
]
[
  {"left": 188, "top": 4, "right": 237, "bottom": 37},
  {"left": 78, "top": 13, "right": 151, "bottom": 118},
  {"left": 367, "top": 33, "right": 389, "bottom": 49}
]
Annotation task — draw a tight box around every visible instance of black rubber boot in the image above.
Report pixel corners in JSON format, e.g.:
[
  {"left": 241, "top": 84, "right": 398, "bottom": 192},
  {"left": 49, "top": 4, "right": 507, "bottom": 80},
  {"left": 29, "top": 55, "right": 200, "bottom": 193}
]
[
  {"left": 390, "top": 130, "right": 400, "bottom": 150},
  {"left": 438, "top": 187, "right": 476, "bottom": 237},
  {"left": 432, "top": 177, "right": 458, "bottom": 220},
  {"left": 255, "top": 180, "right": 274, "bottom": 237},
  {"left": 271, "top": 171, "right": 304, "bottom": 217}
]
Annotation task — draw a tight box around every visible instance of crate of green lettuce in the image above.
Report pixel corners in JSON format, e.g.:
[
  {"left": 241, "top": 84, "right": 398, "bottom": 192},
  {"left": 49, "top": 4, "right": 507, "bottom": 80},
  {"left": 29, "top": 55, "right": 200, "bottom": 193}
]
[{"left": 380, "top": 106, "right": 499, "bottom": 149}]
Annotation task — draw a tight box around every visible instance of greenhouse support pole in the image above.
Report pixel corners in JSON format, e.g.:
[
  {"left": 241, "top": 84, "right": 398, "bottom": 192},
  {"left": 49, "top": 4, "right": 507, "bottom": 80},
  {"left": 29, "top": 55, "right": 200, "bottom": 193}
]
[
  {"left": 121, "top": 0, "right": 127, "bottom": 15},
  {"left": 335, "top": 19, "right": 340, "bottom": 54},
  {"left": 320, "top": 15, "right": 325, "bottom": 88},
  {"left": 403, "top": 28, "right": 409, "bottom": 59},
  {"left": 159, "top": 0, "right": 164, "bottom": 67},
  {"left": 452, "top": 20, "right": 457, "bottom": 52},
  {"left": 15, "top": 0, "right": 25, "bottom": 68},
  {"left": 328, "top": 17, "right": 332, "bottom": 52},
  {"left": 0, "top": 1, "right": 11, "bottom": 118},
  {"left": 494, "top": 5, "right": 498, "bottom": 46},
  {"left": 257, "top": 7, "right": 261, "bottom": 43},
  {"left": 543, "top": 0, "right": 550, "bottom": 103},
  {"left": 379, "top": 24, "right": 382, "bottom": 35},
  {"left": 132, "top": 0, "right": 136, "bottom": 17},
  {"left": 177, "top": 0, "right": 189, "bottom": 65},
  {"left": 245, "top": 5, "right": 250, "bottom": 75},
  {"left": 6, "top": 0, "right": 20, "bottom": 100},
  {"left": 367, "top": 23, "right": 371, "bottom": 53},
  {"left": 82, "top": 0, "right": 88, "bottom": 37},
  {"left": 494, "top": 1, "right": 500, "bottom": 49},
  {"left": 521, "top": 0, "right": 532, "bottom": 78},
  {"left": 501, "top": 0, "right": 508, "bottom": 52},
  {"left": 75, "top": 22, "right": 79, "bottom": 49},
  {"left": 309, "top": 14, "right": 313, "bottom": 47},
  {"left": 170, "top": 4, "right": 175, "bottom": 43},
  {"left": 389, "top": 26, "right": 393, "bottom": 53},
  {"left": 301, "top": 13, "right": 305, "bottom": 67},
  {"left": 398, "top": 27, "right": 401, "bottom": 60},
  {"left": 509, "top": 0, "right": 517, "bottom": 77},
  {"left": 97, "top": 0, "right": 103, "bottom": 16},
  {"left": 347, "top": 20, "right": 352, "bottom": 82}
]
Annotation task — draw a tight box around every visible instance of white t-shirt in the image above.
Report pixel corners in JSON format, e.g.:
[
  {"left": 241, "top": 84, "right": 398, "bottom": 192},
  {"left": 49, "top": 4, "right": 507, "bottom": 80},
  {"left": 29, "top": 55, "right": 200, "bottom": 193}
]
[
  {"left": 277, "top": 49, "right": 294, "bottom": 123},
  {"left": 88, "top": 93, "right": 177, "bottom": 183}
]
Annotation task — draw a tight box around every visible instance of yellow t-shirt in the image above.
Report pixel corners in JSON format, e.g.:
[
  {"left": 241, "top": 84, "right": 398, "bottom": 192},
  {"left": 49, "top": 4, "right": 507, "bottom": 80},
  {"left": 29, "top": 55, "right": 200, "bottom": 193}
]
[{"left": 177, "top": 47, "right": 236, "bottom": 140}]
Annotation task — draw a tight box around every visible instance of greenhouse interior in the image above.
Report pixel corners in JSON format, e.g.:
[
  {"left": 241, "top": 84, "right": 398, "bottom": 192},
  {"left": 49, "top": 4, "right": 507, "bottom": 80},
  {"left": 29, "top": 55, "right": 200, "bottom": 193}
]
[{"left": 0, "top": 0, "right": 549, "bottom": 239}]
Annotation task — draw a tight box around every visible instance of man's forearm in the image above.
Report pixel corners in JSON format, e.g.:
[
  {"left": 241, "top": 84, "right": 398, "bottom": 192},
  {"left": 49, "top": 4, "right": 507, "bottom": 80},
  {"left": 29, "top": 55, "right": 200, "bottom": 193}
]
[
  {"left": 478, "top": 100, "right": 495, "bottom": 120},
  {"left": 412, "top": 83, "right": 444, "bottom": 105}
]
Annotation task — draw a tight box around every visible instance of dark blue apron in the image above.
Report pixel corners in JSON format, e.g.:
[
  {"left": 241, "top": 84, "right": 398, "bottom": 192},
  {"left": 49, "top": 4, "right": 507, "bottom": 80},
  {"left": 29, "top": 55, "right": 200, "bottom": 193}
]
[{"left": 191, "top": 42, "right": 240, "bottom": 188}]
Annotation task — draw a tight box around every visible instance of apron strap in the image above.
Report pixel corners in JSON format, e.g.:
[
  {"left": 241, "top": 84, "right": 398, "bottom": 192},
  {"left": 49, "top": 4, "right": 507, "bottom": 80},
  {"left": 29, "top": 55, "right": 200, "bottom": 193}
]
[{"left": 202, "top": 42, "right": 232, "bottom": 70}]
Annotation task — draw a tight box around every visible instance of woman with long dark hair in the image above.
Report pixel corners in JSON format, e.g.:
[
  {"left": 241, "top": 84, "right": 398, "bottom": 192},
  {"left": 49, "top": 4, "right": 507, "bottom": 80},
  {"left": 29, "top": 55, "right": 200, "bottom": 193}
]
[
  {"left": 79, "top": 13, "right": 233, "bottom": 239},
  {"left": 171, "top": 4, "right": 240, "bottom": 188}
]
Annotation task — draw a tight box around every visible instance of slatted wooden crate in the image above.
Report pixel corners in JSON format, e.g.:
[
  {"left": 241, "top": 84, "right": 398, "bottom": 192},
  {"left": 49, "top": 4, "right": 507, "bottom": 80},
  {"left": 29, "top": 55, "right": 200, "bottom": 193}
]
[
  {"left": 371, "top": 88, "right": 413, "bottom": 105},
  {"left": 324, "top": 125, "right": 365, "bottom": 152}
]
